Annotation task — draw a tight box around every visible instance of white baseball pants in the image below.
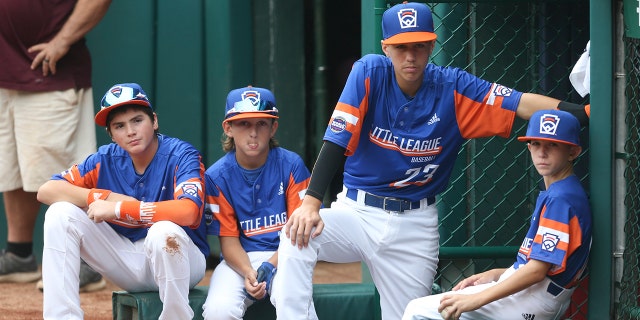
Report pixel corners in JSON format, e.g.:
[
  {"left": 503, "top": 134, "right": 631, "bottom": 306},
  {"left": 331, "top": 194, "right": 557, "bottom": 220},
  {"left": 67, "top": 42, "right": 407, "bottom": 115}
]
[
  {"left": 402, "top": 266, "right": 574, "bottom": 320},
  {"left": 202, "top": 251, "right": 275, "bottom": 319},
  {"left": 42, "top": 201, "right": 206, "bottom": 320},
  {"left": 272, "top": 188, "right": 439, "bottom": 320}
]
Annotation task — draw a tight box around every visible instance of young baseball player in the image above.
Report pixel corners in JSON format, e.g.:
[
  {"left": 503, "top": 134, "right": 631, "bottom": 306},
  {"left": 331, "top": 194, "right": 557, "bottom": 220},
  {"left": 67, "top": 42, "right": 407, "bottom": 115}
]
[
  {"left": 402, "top": 109, "right": 592, "bottom": 320},
  {"left": 201, "top": 86, "right": 311, "bottom": 319},
  {"left": 272, "top": 2, "right": 590, "bottom": 319},
  {"left": 37, "top": 83, "right": 209, "bottom": 320}
]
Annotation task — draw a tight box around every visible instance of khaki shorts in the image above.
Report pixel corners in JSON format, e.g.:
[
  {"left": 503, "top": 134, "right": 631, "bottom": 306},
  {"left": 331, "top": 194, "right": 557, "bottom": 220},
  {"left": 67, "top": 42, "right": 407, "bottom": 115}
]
[{"left": 0, "top": 88, "right": 97, "bottom": 192}]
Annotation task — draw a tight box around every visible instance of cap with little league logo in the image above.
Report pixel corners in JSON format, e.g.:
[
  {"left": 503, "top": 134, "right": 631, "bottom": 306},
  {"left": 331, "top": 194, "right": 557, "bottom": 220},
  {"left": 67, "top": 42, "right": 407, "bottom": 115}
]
[
  {"left": 95, "top": 83, "right": 153, "bottom": 126},
  {"left": 518, "top": 109, "right": 581, "bottom": 146},
  {"left": 224, "top": 86, "right": 279, "bottom": 124},
  {"left": 382, "top": 1, "right": 438, "bottom": 45}
]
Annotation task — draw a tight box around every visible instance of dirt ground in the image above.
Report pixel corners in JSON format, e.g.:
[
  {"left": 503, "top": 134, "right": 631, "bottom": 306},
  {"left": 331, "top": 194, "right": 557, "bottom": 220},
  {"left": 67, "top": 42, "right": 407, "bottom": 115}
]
[{"left": 0, "top": 261, "right": 362, "bottom": 319}]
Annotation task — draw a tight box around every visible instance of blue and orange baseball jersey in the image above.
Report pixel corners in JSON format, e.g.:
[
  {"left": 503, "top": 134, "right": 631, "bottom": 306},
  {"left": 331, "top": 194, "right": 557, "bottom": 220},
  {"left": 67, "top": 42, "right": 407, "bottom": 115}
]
[
  {"left": 514, "top": 174, "right": 592, "bottom": 288},
  {"left": 52, "top": 134, "right": 209, "bottom": 256},
  {"left": 205, "top": 147, "right": 310, "bottom": 252},
  {"left": 324, "top": 54, "right": 523, "bottom": 201}
]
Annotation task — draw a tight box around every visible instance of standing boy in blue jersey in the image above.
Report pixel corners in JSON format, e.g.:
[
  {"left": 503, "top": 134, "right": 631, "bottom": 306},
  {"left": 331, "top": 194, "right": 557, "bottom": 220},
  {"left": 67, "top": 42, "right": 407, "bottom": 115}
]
[
  {"left": 37, "top": 83, "right": 209, "bottom": 320},
  {"left": 402, "top": 109, "right": 591, "bottom": 320},
  {"left": 273, "top": 2, "right": 590, "bottom": 319},
  {"left": 201, "top": 86, "right": 311, "bottom": 319}
]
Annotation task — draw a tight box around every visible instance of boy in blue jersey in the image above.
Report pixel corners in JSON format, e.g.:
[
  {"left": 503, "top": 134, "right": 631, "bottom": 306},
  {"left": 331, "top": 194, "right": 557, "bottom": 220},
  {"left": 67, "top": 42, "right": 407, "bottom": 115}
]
[
  {"left": 273, "top": 2, "right": 591, "bottom": 319},
  {"left": 37, "top": 83, "right": 209, "bottom": 320},
  {"left": 402, "top": 109, "right": 591, "bottom": 320},
  {"left": 201, "top": 86, "right": 311, "bottom": 319}
]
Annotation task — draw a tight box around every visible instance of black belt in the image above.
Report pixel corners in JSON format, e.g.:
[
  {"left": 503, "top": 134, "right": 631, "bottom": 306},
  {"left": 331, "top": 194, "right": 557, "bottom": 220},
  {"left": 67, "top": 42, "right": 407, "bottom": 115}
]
[
  {"left": 546, "top": 281, "right": 565, "bottom": 297},
  {"left": 346, "top": 189, "right": 435, "bottom": 213}
]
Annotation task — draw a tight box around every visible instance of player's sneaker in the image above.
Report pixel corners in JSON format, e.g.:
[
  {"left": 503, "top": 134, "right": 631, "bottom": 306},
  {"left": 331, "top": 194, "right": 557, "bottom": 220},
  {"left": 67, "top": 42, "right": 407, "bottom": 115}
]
[
  {"left": 0, "top": 250, "right": 41, "bottom": 283},
  {"left": 36, "top": 260, "right": 106, "bottom": 292}
]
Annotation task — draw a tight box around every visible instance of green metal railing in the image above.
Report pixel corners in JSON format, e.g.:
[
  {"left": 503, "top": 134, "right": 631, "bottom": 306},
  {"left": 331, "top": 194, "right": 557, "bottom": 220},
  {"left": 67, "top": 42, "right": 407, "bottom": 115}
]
[{"left": 616, "top": 34, "right": 640, "bottom": 319}]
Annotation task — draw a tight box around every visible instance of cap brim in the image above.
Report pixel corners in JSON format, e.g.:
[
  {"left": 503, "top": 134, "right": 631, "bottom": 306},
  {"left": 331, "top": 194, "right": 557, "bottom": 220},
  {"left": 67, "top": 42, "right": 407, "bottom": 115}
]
[
  {"left": 517, "top": 136, "right": 579, "bottom": 146},
  {"left": 382, "top": 32, "right": 437, "bottom": 45},
  {"left": 95, "top": 100, "right": 151, "bottom": 126},
  {"left": 223, "top": 112, "right": 279, "bottom": 124}
]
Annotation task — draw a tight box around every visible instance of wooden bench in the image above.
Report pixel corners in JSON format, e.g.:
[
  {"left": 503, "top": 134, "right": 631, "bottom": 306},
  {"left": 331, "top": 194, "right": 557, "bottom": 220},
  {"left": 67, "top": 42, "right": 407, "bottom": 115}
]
[{"left": 112, "top": 283, "right": 381, "bottom": 320}]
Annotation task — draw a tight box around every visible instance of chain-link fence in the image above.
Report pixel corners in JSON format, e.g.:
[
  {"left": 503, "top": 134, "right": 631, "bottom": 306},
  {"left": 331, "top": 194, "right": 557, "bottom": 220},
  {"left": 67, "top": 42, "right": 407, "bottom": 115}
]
[
  {"left": 418, "top": 1, "right": 591, "bottom": 319},
  {"left": 617, "top": 34, "right": 640, "bottom": 319}
]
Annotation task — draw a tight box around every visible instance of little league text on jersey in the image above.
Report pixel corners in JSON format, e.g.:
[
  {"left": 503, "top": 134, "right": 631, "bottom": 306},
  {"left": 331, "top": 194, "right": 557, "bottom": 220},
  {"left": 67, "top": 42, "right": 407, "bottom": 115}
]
[
  {"left": 241, "top": 212, "right": 287, "bottom": 236},
  {"left": 370, "top": 126, "right": 443, "bottom": 157}
]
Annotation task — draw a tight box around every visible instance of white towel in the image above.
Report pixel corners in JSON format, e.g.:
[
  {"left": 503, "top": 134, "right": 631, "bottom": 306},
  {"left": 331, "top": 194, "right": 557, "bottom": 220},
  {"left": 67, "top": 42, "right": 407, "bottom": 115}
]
[{"left": 569, "top": 41, "right": 590, "bottom": 97}]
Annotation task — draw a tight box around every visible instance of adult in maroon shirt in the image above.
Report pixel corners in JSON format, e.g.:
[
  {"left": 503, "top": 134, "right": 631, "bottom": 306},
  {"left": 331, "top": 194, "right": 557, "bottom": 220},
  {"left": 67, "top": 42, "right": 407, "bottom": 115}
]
[{"left": 0, "top": 0, "right": 111, "bottom": 292}]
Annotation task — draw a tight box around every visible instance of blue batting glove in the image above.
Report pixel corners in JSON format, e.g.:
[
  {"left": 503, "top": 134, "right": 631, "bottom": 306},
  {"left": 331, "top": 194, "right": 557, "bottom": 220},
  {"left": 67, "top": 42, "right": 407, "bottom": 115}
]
[{"left": 256, "top": 261, "right": 277, "bottom": 296}]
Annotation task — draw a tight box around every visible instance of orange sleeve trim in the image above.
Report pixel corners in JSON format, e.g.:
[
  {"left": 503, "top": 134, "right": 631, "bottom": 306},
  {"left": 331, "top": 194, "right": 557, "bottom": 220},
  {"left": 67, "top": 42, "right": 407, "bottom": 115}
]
[
  {"left": 286, "top": 174, "right": 310, "bottom": 216},
  {"left": 214, "top": 192, "right": 240, "bottom": 236},
  {"left": 331, "top": 77, "right": 370, "bottom": 156},
  {"left": 539, "top": 216, "right": 569, "bottom": 232},
  {"left": 566, "top": 215, "right": 583, "bottom": 255},
  {"left": 585, "top": 104, "right": 590, "bottom": 117}
]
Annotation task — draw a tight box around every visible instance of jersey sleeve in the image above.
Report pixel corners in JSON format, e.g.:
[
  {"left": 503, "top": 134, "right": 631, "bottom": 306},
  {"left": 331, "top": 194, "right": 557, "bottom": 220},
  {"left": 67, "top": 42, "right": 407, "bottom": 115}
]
[
  {"left": 53, "top": 153, "right": 101, "bottom": 188},
  {"left": 528, "top": 198, "right": 575, "bottom": 274},
  {"left": 324, "top": 58, "right": 371, "bottom": 156},
  {"left": 453, "top": 71, "right": 522, "bottom": 139},
  {"left": 207, "top": 185, "right": 241, "bottom": 237},
  {"left": 285, "top": 156, "right": 311, "bottom": 216}
]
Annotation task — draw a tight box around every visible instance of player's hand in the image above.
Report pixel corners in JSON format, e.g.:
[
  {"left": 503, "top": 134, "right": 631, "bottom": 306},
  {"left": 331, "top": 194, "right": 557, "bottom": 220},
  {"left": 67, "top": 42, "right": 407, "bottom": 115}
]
[
  {"left": 452, "top": 269, "right": 502, "bottom": 291},
  {"left": 86, "top": 200, "right": 117, "bottom": 223},
  {"left": 28, "top": 38, "right": 71, "bottom": 76},
  {"left": 285, "top": 196, "right": 323, "bottom": 248},
  {"left": 243, "top": 269, "right": 267, "bottom": 301},
  {"left": 438, "top": 293, "right": 483, "bottom": 320}
]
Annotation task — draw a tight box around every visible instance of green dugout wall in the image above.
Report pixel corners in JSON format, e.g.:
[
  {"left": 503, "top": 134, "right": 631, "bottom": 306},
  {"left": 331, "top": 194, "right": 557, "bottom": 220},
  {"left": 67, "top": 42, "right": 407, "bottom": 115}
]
[
  {"left": 0, "top": 0, "right": 310, "bottom": 265},
  {"left": 1, "top": 0, "right": 364, "bottom": 269}
]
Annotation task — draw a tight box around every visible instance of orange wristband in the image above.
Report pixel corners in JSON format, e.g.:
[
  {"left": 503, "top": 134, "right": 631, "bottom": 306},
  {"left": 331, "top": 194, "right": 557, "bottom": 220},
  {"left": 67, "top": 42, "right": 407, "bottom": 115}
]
[
  {"left": 87, "top": 188, "right": 112, "bottom": 206},
  {"left": 119, "top": 201, "right": 142, "bottom": 221}
]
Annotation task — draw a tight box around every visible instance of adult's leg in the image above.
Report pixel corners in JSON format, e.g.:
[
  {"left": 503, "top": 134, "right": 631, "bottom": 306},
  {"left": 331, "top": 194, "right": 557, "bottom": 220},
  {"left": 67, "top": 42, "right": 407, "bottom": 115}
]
[
  {"left": 4, "top": 189, "right": 40, "bottom": 245},
  {"left": 0, "top": 89, "right": 40, "bottom": 282}
]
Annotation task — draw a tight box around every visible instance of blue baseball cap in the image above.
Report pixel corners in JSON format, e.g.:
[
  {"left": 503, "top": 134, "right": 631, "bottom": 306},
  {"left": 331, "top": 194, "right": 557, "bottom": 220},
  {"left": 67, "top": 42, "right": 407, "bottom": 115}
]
[
  {"left": 382, "top": 2, "right": 437, "bottom": 45},
  {"left": 224, "top": 86, "right": 279, "bottom": 124},
  {"left": 95, "top": 83, "right": 152, "bottom": 126},
  {"left": 518, "top": 109, "right": 580, "bottom": 146}
]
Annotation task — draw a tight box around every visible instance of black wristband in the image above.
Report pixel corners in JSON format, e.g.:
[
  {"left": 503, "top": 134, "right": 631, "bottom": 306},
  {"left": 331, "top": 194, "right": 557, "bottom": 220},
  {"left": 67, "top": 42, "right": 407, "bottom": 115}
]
[
  {"left": 557, "top": 101, "right": 589, "bottom": 126},
  {"left": 306, "top": 141, "right": 346, "bottom": 201}
]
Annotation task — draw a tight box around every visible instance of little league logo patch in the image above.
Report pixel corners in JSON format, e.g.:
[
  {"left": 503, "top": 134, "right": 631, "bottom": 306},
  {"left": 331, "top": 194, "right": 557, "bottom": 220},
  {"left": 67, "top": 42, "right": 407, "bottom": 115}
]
[
  {"left": 541, "top": 233, "right": 560, "bottom": 252},
  {"left": 110, "top": 86, "right": 122, "bottom": 98},
  {"left": 330, "top": 116, "right": 347, "bottom": 133},
  {"left": 241, "top": 90, "right": 261, "bottom": 107},
  {"left": 398, "top": 8, "right": 418, "bottom": 29},
  {"left": 492, "top": 84, "right": 513, "bottom": 97},
  {"left": 539, "top": 114, "right": 561, "bottom": 136},
  {"left": 181, "top": 183, "right": 200, "bottom": 196}
]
